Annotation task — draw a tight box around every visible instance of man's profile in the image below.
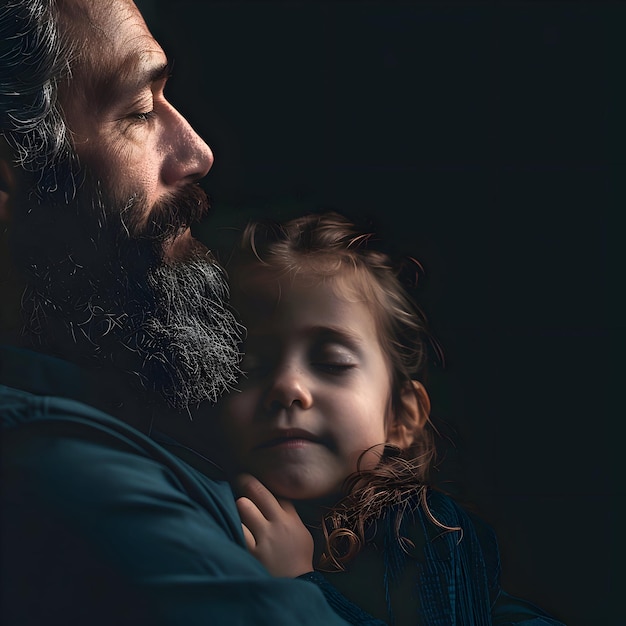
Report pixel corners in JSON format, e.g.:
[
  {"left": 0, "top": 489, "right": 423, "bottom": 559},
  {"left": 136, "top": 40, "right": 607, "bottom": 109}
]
[{"left": 0, "top": 1, "right": 382, "bottom": 624}]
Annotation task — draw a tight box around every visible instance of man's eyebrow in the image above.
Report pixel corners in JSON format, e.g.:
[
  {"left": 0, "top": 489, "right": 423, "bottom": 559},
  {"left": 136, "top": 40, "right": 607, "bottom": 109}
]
[
  {"left": 145, "top": 58, "right": 174, "bottom": 86},
  {"left": 93, "top": 55, "right": 174, "bottom": 112},
  {"left": 117, "top": 54, "right": 174, "bottom": 92}
]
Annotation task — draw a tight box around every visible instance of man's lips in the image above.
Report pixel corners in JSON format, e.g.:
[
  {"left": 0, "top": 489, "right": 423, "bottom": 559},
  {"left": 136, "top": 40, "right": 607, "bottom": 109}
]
[
  {"left": 164, "top": 227, "right": 208, "bottom": 261},
  {"left": 256, "top": 429, "right": 322, "bottom": 450}
]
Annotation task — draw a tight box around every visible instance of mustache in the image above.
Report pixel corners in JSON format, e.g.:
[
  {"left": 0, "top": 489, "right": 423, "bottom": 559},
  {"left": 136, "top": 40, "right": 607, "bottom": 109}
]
[{"left": 121, "top": 183, "right": 211, "bottom": 242}]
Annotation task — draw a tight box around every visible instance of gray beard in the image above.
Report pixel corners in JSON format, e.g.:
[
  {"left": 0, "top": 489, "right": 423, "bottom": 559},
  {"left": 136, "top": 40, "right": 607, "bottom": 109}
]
[
  {"left": 15, "top": 165, "right": 244, "bottom": 412},
  {"left": 143, "top": 259, "right": 243, "bottom": 410}
]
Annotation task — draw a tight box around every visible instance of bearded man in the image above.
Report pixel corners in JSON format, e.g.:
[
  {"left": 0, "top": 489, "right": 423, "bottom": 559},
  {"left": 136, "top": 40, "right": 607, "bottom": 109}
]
[{"left": 0, "top": 2, "right": 382, "bottom": 624}]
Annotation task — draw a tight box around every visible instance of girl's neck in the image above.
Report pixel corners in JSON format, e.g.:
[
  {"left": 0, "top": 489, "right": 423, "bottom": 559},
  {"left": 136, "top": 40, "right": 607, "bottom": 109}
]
[{"left": 295, "top": 494, "right": 343, "bottom": 565}]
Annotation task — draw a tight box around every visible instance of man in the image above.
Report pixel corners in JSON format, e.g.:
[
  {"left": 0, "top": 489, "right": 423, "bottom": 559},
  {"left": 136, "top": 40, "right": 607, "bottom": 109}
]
[{"left": 0, "top": 1, "right": 383, "bottom": 624}]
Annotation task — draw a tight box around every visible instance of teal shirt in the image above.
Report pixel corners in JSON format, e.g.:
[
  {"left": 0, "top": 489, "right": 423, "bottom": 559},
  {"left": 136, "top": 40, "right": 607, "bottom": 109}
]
[{"left": 0, "top": 346, "right": 382, "bottom": 625}]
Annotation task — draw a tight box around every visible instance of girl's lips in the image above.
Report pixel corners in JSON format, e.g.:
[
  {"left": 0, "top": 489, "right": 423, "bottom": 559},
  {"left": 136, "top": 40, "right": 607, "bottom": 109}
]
[
  {"left": 256, "top": 428, "right": 321, "bottom": 450},
  {"left": 262, "top": 438, "right": 313, "bottom": 450}
]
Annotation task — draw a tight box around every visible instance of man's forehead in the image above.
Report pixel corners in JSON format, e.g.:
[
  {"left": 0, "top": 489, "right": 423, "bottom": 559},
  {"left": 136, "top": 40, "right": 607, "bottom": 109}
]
[
  {"left": 70, "top": 0, "right": 161, "bottom": 52},
  {"left": 60, "top": 0, "right": 167, "bottom": 106}
]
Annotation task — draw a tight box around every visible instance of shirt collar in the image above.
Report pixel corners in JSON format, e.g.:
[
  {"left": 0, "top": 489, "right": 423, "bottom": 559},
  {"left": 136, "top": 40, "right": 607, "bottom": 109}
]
[
  {"left": 0, "top": 345, "right": 227, "bottom": 476},
  {"left": 0, "top": 344, "right": 144, "bottom": 420}
]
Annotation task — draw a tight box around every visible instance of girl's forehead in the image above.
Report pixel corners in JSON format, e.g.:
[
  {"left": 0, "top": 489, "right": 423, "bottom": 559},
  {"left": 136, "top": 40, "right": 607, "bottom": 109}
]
[
  {"left": 239, "top": 256, "right": 374, "bottom": 288},
  {"left": 232, "top": 265, "right": 387, "bottom": 333},
  {"left": 234, "top": 264, "right": 376, "bottom": 307}
]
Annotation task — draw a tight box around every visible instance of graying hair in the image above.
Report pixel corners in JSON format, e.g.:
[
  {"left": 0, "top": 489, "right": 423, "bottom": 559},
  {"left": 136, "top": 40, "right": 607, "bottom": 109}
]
[{"left": 0, "top": 0, "right": 74, "bottom": 184}]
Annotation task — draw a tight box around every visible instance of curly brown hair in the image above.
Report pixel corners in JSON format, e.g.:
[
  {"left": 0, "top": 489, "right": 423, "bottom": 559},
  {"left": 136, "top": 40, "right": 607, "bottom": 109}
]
[{"left": 229, "top": 210, "right": 456, "bottom": 570}]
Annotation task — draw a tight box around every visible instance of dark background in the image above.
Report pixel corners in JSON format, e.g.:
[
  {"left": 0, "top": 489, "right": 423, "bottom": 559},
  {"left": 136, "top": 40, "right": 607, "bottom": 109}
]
[{"left": 139, "top": 2, "right": 621, "bottom": 624}]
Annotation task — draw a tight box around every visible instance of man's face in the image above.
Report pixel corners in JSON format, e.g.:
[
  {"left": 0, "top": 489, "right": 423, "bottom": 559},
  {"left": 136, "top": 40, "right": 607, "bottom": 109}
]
[
  {"left": 61, "top": 0, "right": 213, "bottom": 261},
  {"left": 11, "top": 0, "right": 242, "bottom": 412}
]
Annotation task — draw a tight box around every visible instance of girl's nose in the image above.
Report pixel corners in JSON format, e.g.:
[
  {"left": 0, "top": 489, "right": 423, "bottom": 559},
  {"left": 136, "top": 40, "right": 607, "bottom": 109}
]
[{"left": 263, "top": 365, "right": 313, "bottom": 412}]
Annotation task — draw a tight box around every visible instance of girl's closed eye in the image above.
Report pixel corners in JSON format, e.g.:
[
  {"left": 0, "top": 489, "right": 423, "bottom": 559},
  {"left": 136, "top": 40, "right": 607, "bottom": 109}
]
[
  {"left": 315, "top": 362, "right": 356, "bottom": 375},
  {"left": 312, "top": 347, "right": 358, "bottom": 375}
]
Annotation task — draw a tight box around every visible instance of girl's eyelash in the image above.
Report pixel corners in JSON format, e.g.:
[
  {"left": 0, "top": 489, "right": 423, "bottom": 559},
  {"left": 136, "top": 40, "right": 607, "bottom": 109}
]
[{"left": 316, "top": 362, "right": 355, "bottom": 374}]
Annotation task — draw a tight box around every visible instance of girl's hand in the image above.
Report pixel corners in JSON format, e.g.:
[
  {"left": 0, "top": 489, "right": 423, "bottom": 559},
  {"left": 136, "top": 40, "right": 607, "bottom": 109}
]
[{"left": 234, "top": 473, "right": 314, "bottom": 578}]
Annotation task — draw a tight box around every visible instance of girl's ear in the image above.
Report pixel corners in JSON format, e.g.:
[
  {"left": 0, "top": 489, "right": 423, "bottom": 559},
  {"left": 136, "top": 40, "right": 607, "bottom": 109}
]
[{"left": 387, "top": 380, "right": 431, "bottom": 449}]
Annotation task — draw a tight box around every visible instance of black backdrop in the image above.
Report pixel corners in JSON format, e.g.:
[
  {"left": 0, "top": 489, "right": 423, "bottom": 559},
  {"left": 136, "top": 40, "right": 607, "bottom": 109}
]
[{"left": 138, "top": 2, "right": 620, "bottom": 624}]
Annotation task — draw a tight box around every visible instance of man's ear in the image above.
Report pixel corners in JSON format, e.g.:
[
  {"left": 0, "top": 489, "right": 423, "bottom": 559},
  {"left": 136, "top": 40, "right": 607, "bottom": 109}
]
[{"left": 387, "top": 380, "right": 431, "bottom": 449}]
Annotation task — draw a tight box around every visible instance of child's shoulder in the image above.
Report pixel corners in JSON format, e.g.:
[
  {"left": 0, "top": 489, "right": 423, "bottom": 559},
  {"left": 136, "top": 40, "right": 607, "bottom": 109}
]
[
  {"left": 397, "top": 488, "right": 499, "bottom": 565},
  {"left": 423, "top": 488, "right": 495, "bottom": 536},
  {"left": 369, "top": 486, "right": 499, "bottom": 567},
  {"left": 412, "top": 488, "right": 469, "bottom": 526},
  {"left": 409, "top": 488, "right": 501, "bottom": 584}
]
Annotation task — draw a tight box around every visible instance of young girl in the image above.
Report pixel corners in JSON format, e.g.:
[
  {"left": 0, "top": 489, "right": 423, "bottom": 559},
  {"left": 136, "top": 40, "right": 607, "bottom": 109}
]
[{"left": 217, "top": 211, "right": 565, "bottom": 626}]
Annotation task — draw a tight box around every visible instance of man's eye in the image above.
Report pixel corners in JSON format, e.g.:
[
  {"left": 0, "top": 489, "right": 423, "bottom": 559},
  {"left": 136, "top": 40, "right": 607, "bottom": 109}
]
[{"left": 129, "top": 110, "right": 156, "bottom": 123}]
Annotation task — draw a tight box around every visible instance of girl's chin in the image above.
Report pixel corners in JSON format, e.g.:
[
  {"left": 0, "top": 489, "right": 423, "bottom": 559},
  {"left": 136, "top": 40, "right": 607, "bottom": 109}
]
[
  {"left": 264, "top": 484, "right": 322, "bottom": 501},
  {"left": 261, "top": 477, "right": 343, "bottom": 504}
]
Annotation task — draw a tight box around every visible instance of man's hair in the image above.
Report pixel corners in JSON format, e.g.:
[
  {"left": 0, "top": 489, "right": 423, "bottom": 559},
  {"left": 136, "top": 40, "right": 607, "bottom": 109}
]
[{"left": 0, "top": 0, "right": 76, "bottom": 191}]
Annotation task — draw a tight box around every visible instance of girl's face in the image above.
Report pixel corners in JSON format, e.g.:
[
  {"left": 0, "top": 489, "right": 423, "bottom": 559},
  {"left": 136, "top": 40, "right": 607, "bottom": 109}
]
[{"left": 219, "top": 273, "right": 394, "bottom": 500}]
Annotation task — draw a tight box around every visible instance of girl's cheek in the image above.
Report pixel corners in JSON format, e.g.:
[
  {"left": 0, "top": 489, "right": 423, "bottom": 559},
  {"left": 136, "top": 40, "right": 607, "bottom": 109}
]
[{"left": 223, "top": 394, "right": 256, "bottom": 433}]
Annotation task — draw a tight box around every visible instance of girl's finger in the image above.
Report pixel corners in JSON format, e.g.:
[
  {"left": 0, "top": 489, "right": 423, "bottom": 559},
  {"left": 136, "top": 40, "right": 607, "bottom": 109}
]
[
  {"left": 276, "top": 498, "right": 297, "bottom": 515},
  {"left": 240, "top": 523, "right": 257, "bottom": 551},
  {"left": 236, "top": 496, "right": 268, "bottom": 535},
  {"left": 234, "top": 474, "right": 283, "bottom": 520}
]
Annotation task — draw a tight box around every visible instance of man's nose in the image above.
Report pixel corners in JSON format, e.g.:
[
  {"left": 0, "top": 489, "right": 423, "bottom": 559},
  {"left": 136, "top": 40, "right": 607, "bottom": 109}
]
[
  {"left": 263, "top": 365, "right": 313, "bottom": 412},
  {"left": 161, "top": 102, "right": 214, "bottom": 186}
]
